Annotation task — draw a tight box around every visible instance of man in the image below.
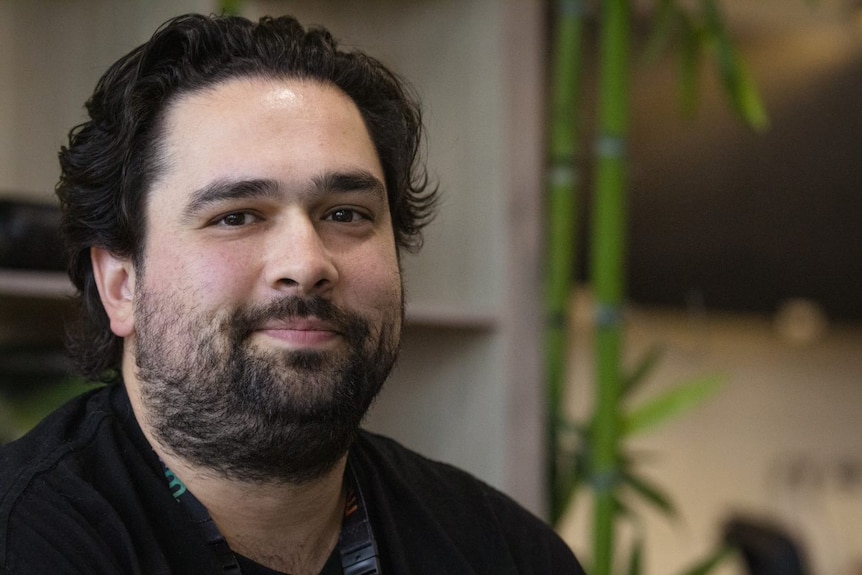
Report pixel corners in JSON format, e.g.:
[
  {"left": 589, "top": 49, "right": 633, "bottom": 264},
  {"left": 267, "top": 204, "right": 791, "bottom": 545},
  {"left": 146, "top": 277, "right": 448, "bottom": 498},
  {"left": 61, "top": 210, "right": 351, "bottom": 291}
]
[{"left": 0, "top": 13, "right": 583, "bottom": 575}]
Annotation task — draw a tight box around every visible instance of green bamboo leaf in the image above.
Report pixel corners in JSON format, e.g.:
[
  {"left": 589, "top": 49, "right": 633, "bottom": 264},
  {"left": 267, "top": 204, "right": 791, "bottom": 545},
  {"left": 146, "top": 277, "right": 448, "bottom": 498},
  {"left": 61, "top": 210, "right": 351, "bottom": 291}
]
[
  {"left": 675, "top": 545, "right": 735, "bottom": 575},
  {"left": 622, "top": 375, "right": 723, "bottom": 437},
  {"left": 711, "top": 34, "right": 768, "bottom": 129},
  {"left": 628, "top": 539, "right": 644, "bottom": 575},
  {"left": 701, "top": 0, "right": 768, "bottom": 130},
  {"left": 730, "top": 60, "right": 769, "bottom": 130},
  {"left": 559, "top": 443, "right": 590, "bottom": 487},
  {"left": 554, "top": 417, "right": 593, "bottom": 519},
  {"left": 613, "top": 494, "right": 633, "bottom": 519},
  {"left": 622, "top": 469, "right": 677, "bottom": 518},
  {"left": 702, "top": 3, "right": 737, "bottom": 101},
  {"left": 621, "top": 344, "right": 665, "bottom": 398},
  {"left": 701, "top": 0, "right": 730, "bottom": 63},
  {"left": 678, "top": 13, "right": 702, "bottom": 117},
  {"left": 643, "top": 0, "right": 677, "bottom": 65},
  {"left": 558, "top": 417, "right": 591, "bottom": 440},
  {"left": 555, "top": 471, "right": 582, "bottom": 519}
]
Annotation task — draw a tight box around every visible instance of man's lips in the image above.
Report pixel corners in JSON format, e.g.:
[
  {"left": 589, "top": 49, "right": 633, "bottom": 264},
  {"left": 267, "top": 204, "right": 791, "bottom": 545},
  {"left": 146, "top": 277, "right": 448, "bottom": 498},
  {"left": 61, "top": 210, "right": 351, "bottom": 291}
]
[{"left": 254, "top": 318, "right": 341, "bottom": 347}]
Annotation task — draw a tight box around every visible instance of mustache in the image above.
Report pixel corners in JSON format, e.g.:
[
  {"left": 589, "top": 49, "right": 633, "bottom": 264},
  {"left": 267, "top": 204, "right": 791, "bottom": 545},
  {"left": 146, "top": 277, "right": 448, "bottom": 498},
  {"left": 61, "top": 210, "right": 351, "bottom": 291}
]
[{"left": 232, "top": 296, "right": 369, "bottom": 340}]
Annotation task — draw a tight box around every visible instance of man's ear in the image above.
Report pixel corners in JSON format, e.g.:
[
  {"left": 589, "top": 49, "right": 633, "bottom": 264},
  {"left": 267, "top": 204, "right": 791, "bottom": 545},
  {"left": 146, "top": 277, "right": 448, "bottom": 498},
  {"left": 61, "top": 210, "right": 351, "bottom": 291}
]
[{"left": 91, "top": 247, "right": 136, "bottom": 338}]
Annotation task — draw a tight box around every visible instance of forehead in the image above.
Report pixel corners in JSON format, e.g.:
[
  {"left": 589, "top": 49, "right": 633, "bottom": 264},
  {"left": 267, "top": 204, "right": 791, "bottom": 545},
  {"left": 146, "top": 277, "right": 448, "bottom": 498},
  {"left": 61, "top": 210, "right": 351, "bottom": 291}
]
[{"left": 149, "top": 76, "right": 384, "bottom": 206}]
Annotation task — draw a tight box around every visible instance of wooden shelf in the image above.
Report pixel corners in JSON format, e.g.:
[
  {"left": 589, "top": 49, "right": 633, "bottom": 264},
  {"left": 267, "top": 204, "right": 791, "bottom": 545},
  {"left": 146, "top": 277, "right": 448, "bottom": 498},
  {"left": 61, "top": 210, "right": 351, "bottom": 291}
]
[
  {"left": 0, "top": 269, "right": 73, "bottom": 299},
  {"left": 405, "top": 303, "right": 497, "bottom": 330}
]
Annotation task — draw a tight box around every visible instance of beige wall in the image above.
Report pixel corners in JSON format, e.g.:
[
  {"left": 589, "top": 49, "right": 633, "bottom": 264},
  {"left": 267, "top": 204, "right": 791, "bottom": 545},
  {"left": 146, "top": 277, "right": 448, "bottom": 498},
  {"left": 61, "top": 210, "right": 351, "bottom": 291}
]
[{"left": 0, "top": 0, "right": 213, "bottom": 201}]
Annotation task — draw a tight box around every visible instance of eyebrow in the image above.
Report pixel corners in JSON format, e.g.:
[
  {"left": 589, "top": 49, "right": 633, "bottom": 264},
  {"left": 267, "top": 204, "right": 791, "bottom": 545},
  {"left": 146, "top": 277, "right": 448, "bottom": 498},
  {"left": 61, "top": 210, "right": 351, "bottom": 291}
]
[
  {"left": 182, "top": 178, "right": 280, "bottom": 221},
  {"left": 311, "top": 170, "right": 387, "bottom": 202},
  {"left": 181, "top": 169, "right": 387, "bottom": 222}
]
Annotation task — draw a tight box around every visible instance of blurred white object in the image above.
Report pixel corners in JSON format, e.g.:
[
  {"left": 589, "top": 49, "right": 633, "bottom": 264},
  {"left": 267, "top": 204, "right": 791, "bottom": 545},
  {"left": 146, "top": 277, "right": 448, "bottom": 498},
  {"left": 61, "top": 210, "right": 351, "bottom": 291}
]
[{"left": 774, "top": 298, "right": 829, "bottom": 345}]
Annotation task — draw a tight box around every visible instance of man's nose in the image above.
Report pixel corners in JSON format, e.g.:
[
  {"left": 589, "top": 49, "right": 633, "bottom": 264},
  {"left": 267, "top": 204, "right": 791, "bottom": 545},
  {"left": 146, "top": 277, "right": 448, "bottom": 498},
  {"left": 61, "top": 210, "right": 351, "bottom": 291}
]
[{"left": 264, "top": 214, "right": 338, "bottom": 296}]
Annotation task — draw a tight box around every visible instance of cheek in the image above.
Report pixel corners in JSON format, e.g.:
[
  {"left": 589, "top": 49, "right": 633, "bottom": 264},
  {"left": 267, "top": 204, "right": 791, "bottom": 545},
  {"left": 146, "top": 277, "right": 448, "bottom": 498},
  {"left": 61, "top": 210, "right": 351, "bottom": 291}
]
[
  {"left": 192, "top": 254, "right": 261, "bottom": 302},
  {"left": 342, "top": 250, "right": 402, "bottom": 311},
  {"left": 141, "top": 242, "right": 258, "bottom": 303}
]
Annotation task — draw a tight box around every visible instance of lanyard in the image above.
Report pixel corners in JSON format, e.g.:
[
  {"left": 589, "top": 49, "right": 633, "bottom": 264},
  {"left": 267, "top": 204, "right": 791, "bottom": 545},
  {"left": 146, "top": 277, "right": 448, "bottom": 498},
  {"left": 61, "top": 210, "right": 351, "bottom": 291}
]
[
  {"left": 161, "top": 459, "right": 382, "bottom": 575},
  {"left": 336, "top": 461, "right": 381, "bottom": 575}
]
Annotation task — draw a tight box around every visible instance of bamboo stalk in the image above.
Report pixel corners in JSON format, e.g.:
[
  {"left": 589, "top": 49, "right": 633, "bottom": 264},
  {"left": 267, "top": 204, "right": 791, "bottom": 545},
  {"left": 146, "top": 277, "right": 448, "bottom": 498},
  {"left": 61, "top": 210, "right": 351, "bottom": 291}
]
[
  {"left": 590, "top": 0, "right": 631, "bottom": 572},
  {"left": 544, "top": 0, "right": 586, "bottom": 524}
]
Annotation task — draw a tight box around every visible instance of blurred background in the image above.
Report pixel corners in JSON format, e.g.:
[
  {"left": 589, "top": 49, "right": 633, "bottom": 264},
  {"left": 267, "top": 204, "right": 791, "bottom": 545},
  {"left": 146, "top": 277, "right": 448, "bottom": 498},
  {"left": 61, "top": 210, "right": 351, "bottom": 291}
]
[{"left": 1, "top": 1, "right": 860, "bottom": 574}]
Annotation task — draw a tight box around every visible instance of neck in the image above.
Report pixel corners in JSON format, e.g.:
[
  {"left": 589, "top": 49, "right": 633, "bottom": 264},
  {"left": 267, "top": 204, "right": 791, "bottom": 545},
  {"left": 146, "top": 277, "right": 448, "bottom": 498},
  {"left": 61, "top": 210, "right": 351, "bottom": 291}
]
[
  {"left": 123, "top": 371, "right": 348, "bottom": 575},
  {"left": 172, "top": 452, "right": 348, "bottom": 574}
]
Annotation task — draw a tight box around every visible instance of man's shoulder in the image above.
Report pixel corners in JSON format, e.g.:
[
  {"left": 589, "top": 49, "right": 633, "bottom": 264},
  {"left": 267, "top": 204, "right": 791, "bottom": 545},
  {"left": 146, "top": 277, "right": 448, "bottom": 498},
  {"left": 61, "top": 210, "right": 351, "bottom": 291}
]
[
  {"left": 0, "top": 386, "right": 168, "bottom": 574},
  {"left": 352, "top": 430, "right": 585, "bottom": 574},
  {"left": 354, "top": 430, "right": 491, "bottom": 490},
  {"left": 353, "top": 430, "right": 526, "bottom": 516},
  {"left": 354, "top": 430, "right": 535, "bottom": 517},
  {"left": 1, "top": 387, "right": 110, "bottom": 570},
  {"left": 0, "top": 386, "right": 115, "bottom": 490}
]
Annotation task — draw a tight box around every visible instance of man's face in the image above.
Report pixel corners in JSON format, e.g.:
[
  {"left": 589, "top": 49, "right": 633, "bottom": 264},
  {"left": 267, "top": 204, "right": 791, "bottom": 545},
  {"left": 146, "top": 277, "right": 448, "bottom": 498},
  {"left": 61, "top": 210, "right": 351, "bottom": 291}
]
[{"left": 127, "top": 77, "right": 402, "bottom": 483}]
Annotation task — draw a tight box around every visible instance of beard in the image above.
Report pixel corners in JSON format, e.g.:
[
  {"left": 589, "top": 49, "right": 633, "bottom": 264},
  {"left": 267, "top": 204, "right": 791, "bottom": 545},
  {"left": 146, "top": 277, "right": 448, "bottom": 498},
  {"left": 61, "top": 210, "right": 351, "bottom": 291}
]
[{"left": 132, "top": 288, "right": 401, "bottom": 485}]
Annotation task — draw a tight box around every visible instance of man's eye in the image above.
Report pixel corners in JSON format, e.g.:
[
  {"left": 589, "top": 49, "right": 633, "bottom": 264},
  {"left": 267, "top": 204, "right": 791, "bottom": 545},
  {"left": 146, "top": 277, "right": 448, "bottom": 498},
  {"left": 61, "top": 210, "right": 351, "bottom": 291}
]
[
  {"left": 326, "top": 208, "right": 366, "bottom": 223},
  {"left": 216, "top": 212, "right": 257, "bottom": 226}
]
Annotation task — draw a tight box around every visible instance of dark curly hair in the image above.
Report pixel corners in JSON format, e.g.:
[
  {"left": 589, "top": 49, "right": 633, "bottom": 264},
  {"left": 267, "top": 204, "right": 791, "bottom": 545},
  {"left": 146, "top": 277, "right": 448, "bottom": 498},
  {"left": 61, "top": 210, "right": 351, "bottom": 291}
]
[{"left": 56, "top": 13, "right": 437, "bottom": 383}]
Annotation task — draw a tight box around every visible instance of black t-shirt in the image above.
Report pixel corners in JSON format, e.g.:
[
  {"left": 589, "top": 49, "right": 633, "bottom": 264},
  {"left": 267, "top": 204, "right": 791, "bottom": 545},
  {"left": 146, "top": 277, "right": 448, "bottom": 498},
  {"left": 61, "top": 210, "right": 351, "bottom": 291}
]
[
  {"left": 235, "top": 551, "right": 342, "bottom": 574},
  {"left": 0, "top": 386, "right": 584, "bottom": 574}
]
